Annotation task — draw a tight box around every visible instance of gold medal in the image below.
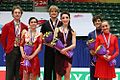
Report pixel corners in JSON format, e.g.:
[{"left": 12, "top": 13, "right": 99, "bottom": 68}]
[
  {"left": 14, "top": 44, "right": 17, "bottom": 47},
  {"left": 16, "top": 37, "right": 19, "bottom": 42},
  {"left": 14, "top": 36, "right": 20, "bottom": 47},
  {"left": 29, "top": 42, "right": 33, "bottom": 46}
]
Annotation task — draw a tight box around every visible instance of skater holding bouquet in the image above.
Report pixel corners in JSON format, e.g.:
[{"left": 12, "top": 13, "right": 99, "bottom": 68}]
[
  {"left": 20, "top": 17, "right": 43, "bottom": 80},
  {"left": 94, "top": 20, "right": 119, "bottom": 80},
  {"left": 40, "top": 5, "right": 62, "bottom": 80},
  {"left": 87, "top": 15, "right": 102, "bottom": 80},
  {"left": 54, "top": 11, "right": 76, "bottom": 80}
]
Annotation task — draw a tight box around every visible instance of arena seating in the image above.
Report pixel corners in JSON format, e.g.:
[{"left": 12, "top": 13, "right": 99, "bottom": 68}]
[
  {"left": 0, "top": 1, "right": 120, "bottom": 37},
  {"left": 0, "top": 1, "right": 120, "bottom": 68},
  {"left": 48, "top": 2, "right": 120, "bottom": 37},
  {"left": 0, "top": 1, "right": 33, "bottom": 11},
  {"left": 0, "top": 1, "right": 120, "bottom": 35}
]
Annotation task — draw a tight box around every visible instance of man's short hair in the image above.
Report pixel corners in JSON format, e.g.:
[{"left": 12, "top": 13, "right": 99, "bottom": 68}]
[
  {"left": 48, "top": 5, "right": 60, "bottom": 13},
  {"left": 12, "top": 5, "right": 23, "bottom": 15},
  {"left": 92, "top": 15, "right": 102, "bottom": 23}
]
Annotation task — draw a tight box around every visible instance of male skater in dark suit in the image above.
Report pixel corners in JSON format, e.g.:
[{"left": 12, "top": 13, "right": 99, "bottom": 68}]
[
  {"left": 41, "top": 5, "right": 62, "bottom": 80},
  {"left": 88, "top": 15, "right": 102, "bottom": 80}
]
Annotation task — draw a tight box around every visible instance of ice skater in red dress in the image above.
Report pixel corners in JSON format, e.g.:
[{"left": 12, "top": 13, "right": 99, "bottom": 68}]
[
  {"left": 20, "top": 17, "right": 43, "bottom": 80},
  {"left": 94, "top": 20, "right": 119, "bottom": 80}
]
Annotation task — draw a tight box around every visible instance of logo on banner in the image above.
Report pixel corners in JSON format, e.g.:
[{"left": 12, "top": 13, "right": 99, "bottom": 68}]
[{"left": 34, "top": 0, "right": 47, "bottom": 7}]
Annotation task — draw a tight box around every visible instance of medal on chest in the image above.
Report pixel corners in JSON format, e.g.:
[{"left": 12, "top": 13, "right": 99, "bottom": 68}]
[
  {"left": 62, "top": 27, "right": 69, "bottom": 47},
  {"left": 49, "top": 19, "right": 59, "bottom": 32},
  {"left": 102, "top": 33, "right": 111, "bottom": 54},
  {"left": 14, "top": 23, "right": 21, "bottom": 46}
]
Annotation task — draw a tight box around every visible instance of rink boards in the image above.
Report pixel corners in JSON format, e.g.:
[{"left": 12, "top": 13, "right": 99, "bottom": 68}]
[{"left": 0, "top": 67, "right": 120, "bottom": 80}]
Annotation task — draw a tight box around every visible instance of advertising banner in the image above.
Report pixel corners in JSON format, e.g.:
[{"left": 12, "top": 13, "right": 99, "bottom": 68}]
[
  {"left": 0, "top": 12, "right": 94, "bottom": 36},
  {"left": 0, "top": 67, "right": 120, "bottom": 80}
]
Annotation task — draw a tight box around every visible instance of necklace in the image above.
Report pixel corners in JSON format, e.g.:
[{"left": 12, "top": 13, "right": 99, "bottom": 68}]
[
  {"left": 28, "top": 29, "right": 36, "bottom": 45},
  {"left": 49, "top": 19, "right": 59, "bottom": 31}
]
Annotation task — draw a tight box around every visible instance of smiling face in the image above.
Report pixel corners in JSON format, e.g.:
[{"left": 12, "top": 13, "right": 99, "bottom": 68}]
[
  {"left": 29, "top": 19, "right": 38, "bottom": 30},
  {"left": 49, "top": 8, "right": 59, "bottom": 18},
  {"left": 94, "top": 19, "right": 102, "bottom": 30},
  {"left": 49, "top": 5, "right": 59, "bottom": 19},
  {"left": 102, "top": 21, "right": 110, "bottom": 33},
  {"left": 61, "top": 14, "right": 70, "bottom": 26},
  {"left": 12, "top": 8, "right": 22, "bottom": 21}
]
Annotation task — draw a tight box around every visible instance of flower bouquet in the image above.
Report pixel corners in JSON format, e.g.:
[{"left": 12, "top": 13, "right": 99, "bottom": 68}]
[
  {"left": 109, "top": 59, "right": 116, "bottom": 66},
  {"left": 23, "top": 44, "right": 33, "bottom": 67},
  {"left": 51, "top": 38, "right": 74, "bottom": 58},
  {"left": 95, "top": 45, "right": 107, "bottom": 55},
  {"left": 95, "top": 45, "right": 116, "bottom": 66},
  {"left": 43, "top": 31, "right": 54, "bottom": 43},
  {"left": 87, "top": 38, "right": 96, "bottom": 50}
]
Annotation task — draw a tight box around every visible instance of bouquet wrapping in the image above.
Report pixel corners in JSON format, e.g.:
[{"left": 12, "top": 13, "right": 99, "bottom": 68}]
[
  {"left": 43, "top": 31, "right": 74, "bottom": 58},
  {"left": 52, "top": 39, "right": 74, "bottom": 58},
  {"left": 87, "top": 39, "right": 96, "bottom": 50},
  {"left": 96, "top": 45, "right": 116, "bottom": 66},
  {"left": 23, "top": 45, "right": 33, "bottom": 67},
  {"left": 43, "top": 32, "right": 53, "bottom": 43},
  {"left": 95, "top": 45, "right": 107, "bottom": 55},
  {"left": 109, "top": 59, "right": 116, "bottom": 66},
  {"left": 87, "top": 39, "right": 96, "bottom": 61}
]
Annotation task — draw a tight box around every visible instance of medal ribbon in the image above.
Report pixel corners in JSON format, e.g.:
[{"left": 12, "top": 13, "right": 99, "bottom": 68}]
[
  {"left": 15, "top": 23, "right": 21, "bottom": 37},
  {"left": 14, "top": 23, "right": 21, "bottom": 46},
  {"left": 62, "top": 27, "right": 69, "bottom": 46},
  {"left": 95, "top": 30, "right": 97, "bottom": 38},
  {"left": 30, "top": 30, "right": 36, "bottom": 43},
  {"left": 49, "top": 19, "right": 59, "bottom": 32},
  {"left": 102, "top": 33, "right": 111, "bottom": 48},
  {"left": 95, "top": 30, "right": 101, "bottom": 38}
]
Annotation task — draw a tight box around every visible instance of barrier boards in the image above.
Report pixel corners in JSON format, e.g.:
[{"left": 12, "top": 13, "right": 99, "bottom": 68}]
[{"left": 0, "top": 67, "right": 120, "bottom": 80}]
